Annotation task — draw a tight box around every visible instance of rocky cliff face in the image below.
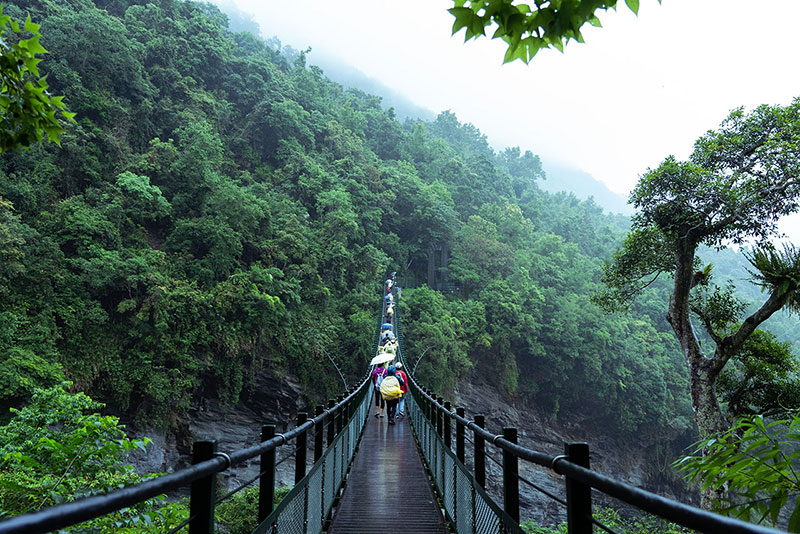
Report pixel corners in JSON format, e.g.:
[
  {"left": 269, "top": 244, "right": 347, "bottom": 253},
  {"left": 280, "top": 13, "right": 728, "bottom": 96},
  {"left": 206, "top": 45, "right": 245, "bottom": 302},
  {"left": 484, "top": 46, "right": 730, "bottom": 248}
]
[
  {"left": 128, "top": 368, "right": 311, "bottom": 494},
  {"left": 453, "top": 379, "right": 698, "bottom": 526}
]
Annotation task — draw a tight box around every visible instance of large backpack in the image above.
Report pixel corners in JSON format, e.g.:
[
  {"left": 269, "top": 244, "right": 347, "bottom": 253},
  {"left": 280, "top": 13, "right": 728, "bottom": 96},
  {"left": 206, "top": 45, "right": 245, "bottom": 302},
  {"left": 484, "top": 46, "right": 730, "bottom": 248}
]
[
  {"left": 380, "top": 375, "right": 402, "bottom": 400},
  {"left": 374, "top": 368, "right": 386, "bottom": 389}
]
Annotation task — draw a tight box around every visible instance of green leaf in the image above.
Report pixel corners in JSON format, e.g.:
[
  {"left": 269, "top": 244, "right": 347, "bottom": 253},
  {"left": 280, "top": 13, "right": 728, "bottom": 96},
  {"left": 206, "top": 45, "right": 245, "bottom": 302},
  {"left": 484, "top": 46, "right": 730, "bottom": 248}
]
[
  {"left": 625, "top": 0, "right": 640, "bottom": 13},
  {"left": 449, "top": 7, "right": 474, "bottom": 35},
  {"left": 788, "top": 495, "right": 800, "bottom": 532},
  {"left": 766, "top": 494, "right": 782, "bottom": 524},
  {"left": 23, "top": 14, "right": 40, "bottom": 34}
]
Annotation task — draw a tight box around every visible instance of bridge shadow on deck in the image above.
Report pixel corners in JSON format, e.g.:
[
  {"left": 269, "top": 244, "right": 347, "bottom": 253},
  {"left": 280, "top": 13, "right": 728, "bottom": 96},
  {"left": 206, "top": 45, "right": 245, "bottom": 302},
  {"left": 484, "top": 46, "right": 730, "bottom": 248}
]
[{"left": 328, "top": 411, "right": 448, "bottom": 534}]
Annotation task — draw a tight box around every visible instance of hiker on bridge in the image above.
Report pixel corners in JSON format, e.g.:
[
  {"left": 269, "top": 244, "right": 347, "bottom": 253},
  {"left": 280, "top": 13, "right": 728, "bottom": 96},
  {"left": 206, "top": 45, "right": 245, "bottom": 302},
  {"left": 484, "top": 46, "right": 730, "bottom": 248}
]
[
  {"left": 379, "top": 365, "right": 404, "bottom": 425},
  {"left": 395, "top": 362, "right": 408, "bottom": 419},
  {"left": 372, "top": 362, "right": 388, "bottom": 418},
  {"left": 380, "top": 328, "right": 394, "bottom": 343},
  {"left": 381, "top": 339, "right": 397, "bottom": 355}
]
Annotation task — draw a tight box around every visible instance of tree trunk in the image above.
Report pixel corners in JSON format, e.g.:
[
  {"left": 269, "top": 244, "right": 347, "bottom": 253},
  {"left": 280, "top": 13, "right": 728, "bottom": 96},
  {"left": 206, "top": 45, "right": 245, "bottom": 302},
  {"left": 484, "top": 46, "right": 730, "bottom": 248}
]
[
  {"left": 667, "top": 237, "right": 794, "bottom": 509},
  {"left": 668, "top": 237, "right": 728, "bottom": 509},
  {"left": 687, "top": 352, "right": 729, "bottom": 508},
  {"left": 688, "top": 356, "right": 727, "bottom": 437}
]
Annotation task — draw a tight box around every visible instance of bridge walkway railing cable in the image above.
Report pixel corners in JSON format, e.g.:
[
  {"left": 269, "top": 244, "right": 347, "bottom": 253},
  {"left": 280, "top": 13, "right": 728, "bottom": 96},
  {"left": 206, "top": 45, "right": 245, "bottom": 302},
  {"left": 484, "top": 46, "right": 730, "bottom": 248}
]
[
  {"left": 393, "top": 295, "right": 790, "bottom": 534},
  {"left": 252, "top": 382, "right": 372, "bottom": 534}
]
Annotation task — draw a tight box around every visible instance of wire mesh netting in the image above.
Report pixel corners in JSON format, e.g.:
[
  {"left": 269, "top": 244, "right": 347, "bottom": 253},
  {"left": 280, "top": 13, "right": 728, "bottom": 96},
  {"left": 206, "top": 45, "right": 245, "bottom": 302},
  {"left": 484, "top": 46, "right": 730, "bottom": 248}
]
[
  {"left": 407, "top": 394, "right": 524, "bottom": 534},
  {"left": 253, "top": 385, "right": 371, "bottom": 534},
  {"left": 306, "top": 467, "right": 323, "bottom": 534},
  {"left": 455, "top": 468, "right": 474, "bottom": 534},
  {"left": 272, "top": 484, "right": 305, "bottom": 534},
  {"left": 474, "top": 489, "right": 502, "bottom": 534},
  {"left": 337, "top": 433, "right": 345, "bottom": 486},
  {"left": 443, "top": 453, "right": 455, "bottom": 518}
]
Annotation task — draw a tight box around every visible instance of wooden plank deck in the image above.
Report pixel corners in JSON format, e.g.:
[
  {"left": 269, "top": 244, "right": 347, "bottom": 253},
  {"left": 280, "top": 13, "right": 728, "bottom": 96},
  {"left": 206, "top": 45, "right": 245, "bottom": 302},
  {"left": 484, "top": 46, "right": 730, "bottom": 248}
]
[{"left": 328, "top": 411, "right": 448, "bottom": 534}]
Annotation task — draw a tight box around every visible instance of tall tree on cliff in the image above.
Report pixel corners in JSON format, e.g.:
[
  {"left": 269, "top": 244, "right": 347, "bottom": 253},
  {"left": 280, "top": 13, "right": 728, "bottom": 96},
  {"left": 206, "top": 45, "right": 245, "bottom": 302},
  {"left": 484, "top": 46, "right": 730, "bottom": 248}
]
[{"left": 594, "top": 99, "right": 800, "bottom": 506}]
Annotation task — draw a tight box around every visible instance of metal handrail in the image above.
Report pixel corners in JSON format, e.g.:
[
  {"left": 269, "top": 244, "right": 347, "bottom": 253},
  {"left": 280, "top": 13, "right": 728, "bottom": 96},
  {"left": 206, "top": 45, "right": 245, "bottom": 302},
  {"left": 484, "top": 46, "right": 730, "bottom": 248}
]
[
  {"left": 396, "top": 300, "right": 787, "bottom": 534},
  {"left": 253, "top": 383, "right": 372, "bottom": 533},
  {"left": 0, "top": 377, "right": 370, "bottom": 534}
]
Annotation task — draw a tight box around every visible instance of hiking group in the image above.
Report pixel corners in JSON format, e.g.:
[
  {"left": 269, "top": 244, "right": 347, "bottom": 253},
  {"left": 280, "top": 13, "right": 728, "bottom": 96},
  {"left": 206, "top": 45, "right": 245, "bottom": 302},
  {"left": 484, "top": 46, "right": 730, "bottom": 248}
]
[
  {"left": 372, "top": 272, "right": 407, "bottom": 425},
  {"left": 372, "top": 361, "right": 408, "bottom": 425}
]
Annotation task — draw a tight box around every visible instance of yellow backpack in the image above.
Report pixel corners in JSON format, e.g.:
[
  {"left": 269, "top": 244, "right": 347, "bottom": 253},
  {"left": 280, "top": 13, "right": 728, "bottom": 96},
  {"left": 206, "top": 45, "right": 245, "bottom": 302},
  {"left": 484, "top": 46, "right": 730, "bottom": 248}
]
[{"left": 379, "top": 375, "right": 402, "bottom": 400}]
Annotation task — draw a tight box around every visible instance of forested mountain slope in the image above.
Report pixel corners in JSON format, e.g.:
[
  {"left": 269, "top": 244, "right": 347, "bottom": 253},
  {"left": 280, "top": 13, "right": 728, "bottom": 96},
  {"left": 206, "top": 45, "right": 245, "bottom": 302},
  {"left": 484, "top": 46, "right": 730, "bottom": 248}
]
[{"left": 2, "top": 0, "right": 793, "bottom": 445}]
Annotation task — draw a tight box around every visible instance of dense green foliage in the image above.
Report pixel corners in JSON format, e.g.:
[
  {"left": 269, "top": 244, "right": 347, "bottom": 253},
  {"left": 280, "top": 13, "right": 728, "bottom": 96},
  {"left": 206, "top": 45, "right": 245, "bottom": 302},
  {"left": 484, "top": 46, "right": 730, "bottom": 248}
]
[
  {"left": 1, "top": 0, "right": 798, "bottom": 528},
  {"left": 0, "top": 0, "right": 702, "bottom": 439},
  {"left": 0, "top": 0, "right": 396, "bottom": 424},
  {"left": 522, "top": 507, "right": 692, "bottom": 533},
  {"left": 0, "top": 7, "right": 74, "bottom": 151},
  {"left": 449, "top": 0, "right": 659, "bottom": 62},
  {"left": 676, "top": 414, "right": 800, "bottom": 531},
  {"left": 215, "top": 485, "right": 290, "bottom": 534},
  {"left": 0, "top": 0, "right": 795, "bottom": 451},
  {"left": 0, "top": 384, "right": 188, "bottom": 530}
]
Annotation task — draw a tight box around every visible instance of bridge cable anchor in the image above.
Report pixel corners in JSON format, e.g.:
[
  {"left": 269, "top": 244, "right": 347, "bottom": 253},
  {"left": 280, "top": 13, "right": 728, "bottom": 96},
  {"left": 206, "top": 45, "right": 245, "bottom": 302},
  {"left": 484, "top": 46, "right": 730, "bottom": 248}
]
[{"left": 214, "top": 452, "right": 232, "bottom": 470}]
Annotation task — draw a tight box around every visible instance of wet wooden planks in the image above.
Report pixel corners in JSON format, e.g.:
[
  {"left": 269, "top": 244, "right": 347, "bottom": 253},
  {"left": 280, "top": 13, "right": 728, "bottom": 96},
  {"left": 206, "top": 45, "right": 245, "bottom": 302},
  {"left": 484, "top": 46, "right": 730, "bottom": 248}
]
[{"left": 327, "top": 412, "right": 448, "bottom": 534}]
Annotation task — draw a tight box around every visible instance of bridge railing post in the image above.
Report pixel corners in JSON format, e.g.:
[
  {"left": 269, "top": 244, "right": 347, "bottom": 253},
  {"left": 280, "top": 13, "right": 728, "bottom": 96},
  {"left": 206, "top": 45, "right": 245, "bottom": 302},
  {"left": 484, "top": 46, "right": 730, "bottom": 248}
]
[
  {"left": 314, "top": 406, "right": 324, "bottom": 462},
  {"left": 436, "top": 396, "right": 444, "bottom": 438},
  {"left": 295, "top": 412, "right": 308, "bottom": 484},
  {"left": 444, "top": 401, "right": 452, "bottom": 450},
  {"left": 258, "top": 425, "right": 276, "bottom": 523},
  {"left": 189, "top": 440, "right": 217, "bottom": 534},
  {"left": 345, "top": 388, "right": 353, "bottom": 422},
  {"left": 565, "top": 442, "right": 592, "bottom": 534},
  {"left": 336, "top": 394, "right": 345, "bottom": 435},
  {"left": 502, "top": 427, "right": 519, "bottom": 523},
  {"left": 456, "top": 407, "right": 465, "bottom": 464},
  {"left": 474, "top": 414, "right": 486, "bottom": 488},
  {"left": 327, "top": 399, "right": 335, "bottom": 448}
]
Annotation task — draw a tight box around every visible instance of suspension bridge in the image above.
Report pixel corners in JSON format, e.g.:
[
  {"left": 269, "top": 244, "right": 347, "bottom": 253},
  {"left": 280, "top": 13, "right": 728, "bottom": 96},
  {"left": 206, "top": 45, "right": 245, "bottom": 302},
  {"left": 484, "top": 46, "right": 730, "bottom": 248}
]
[{"left": 0, "top": 283, "right": 790, "bottom": 534}]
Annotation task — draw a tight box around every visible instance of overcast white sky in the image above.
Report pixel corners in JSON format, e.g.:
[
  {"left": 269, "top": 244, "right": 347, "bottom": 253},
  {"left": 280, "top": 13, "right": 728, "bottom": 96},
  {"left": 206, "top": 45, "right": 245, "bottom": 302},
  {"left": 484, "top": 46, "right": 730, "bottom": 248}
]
[{"left": 221, "top": 0, "right": 800, "bottom": 239}]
